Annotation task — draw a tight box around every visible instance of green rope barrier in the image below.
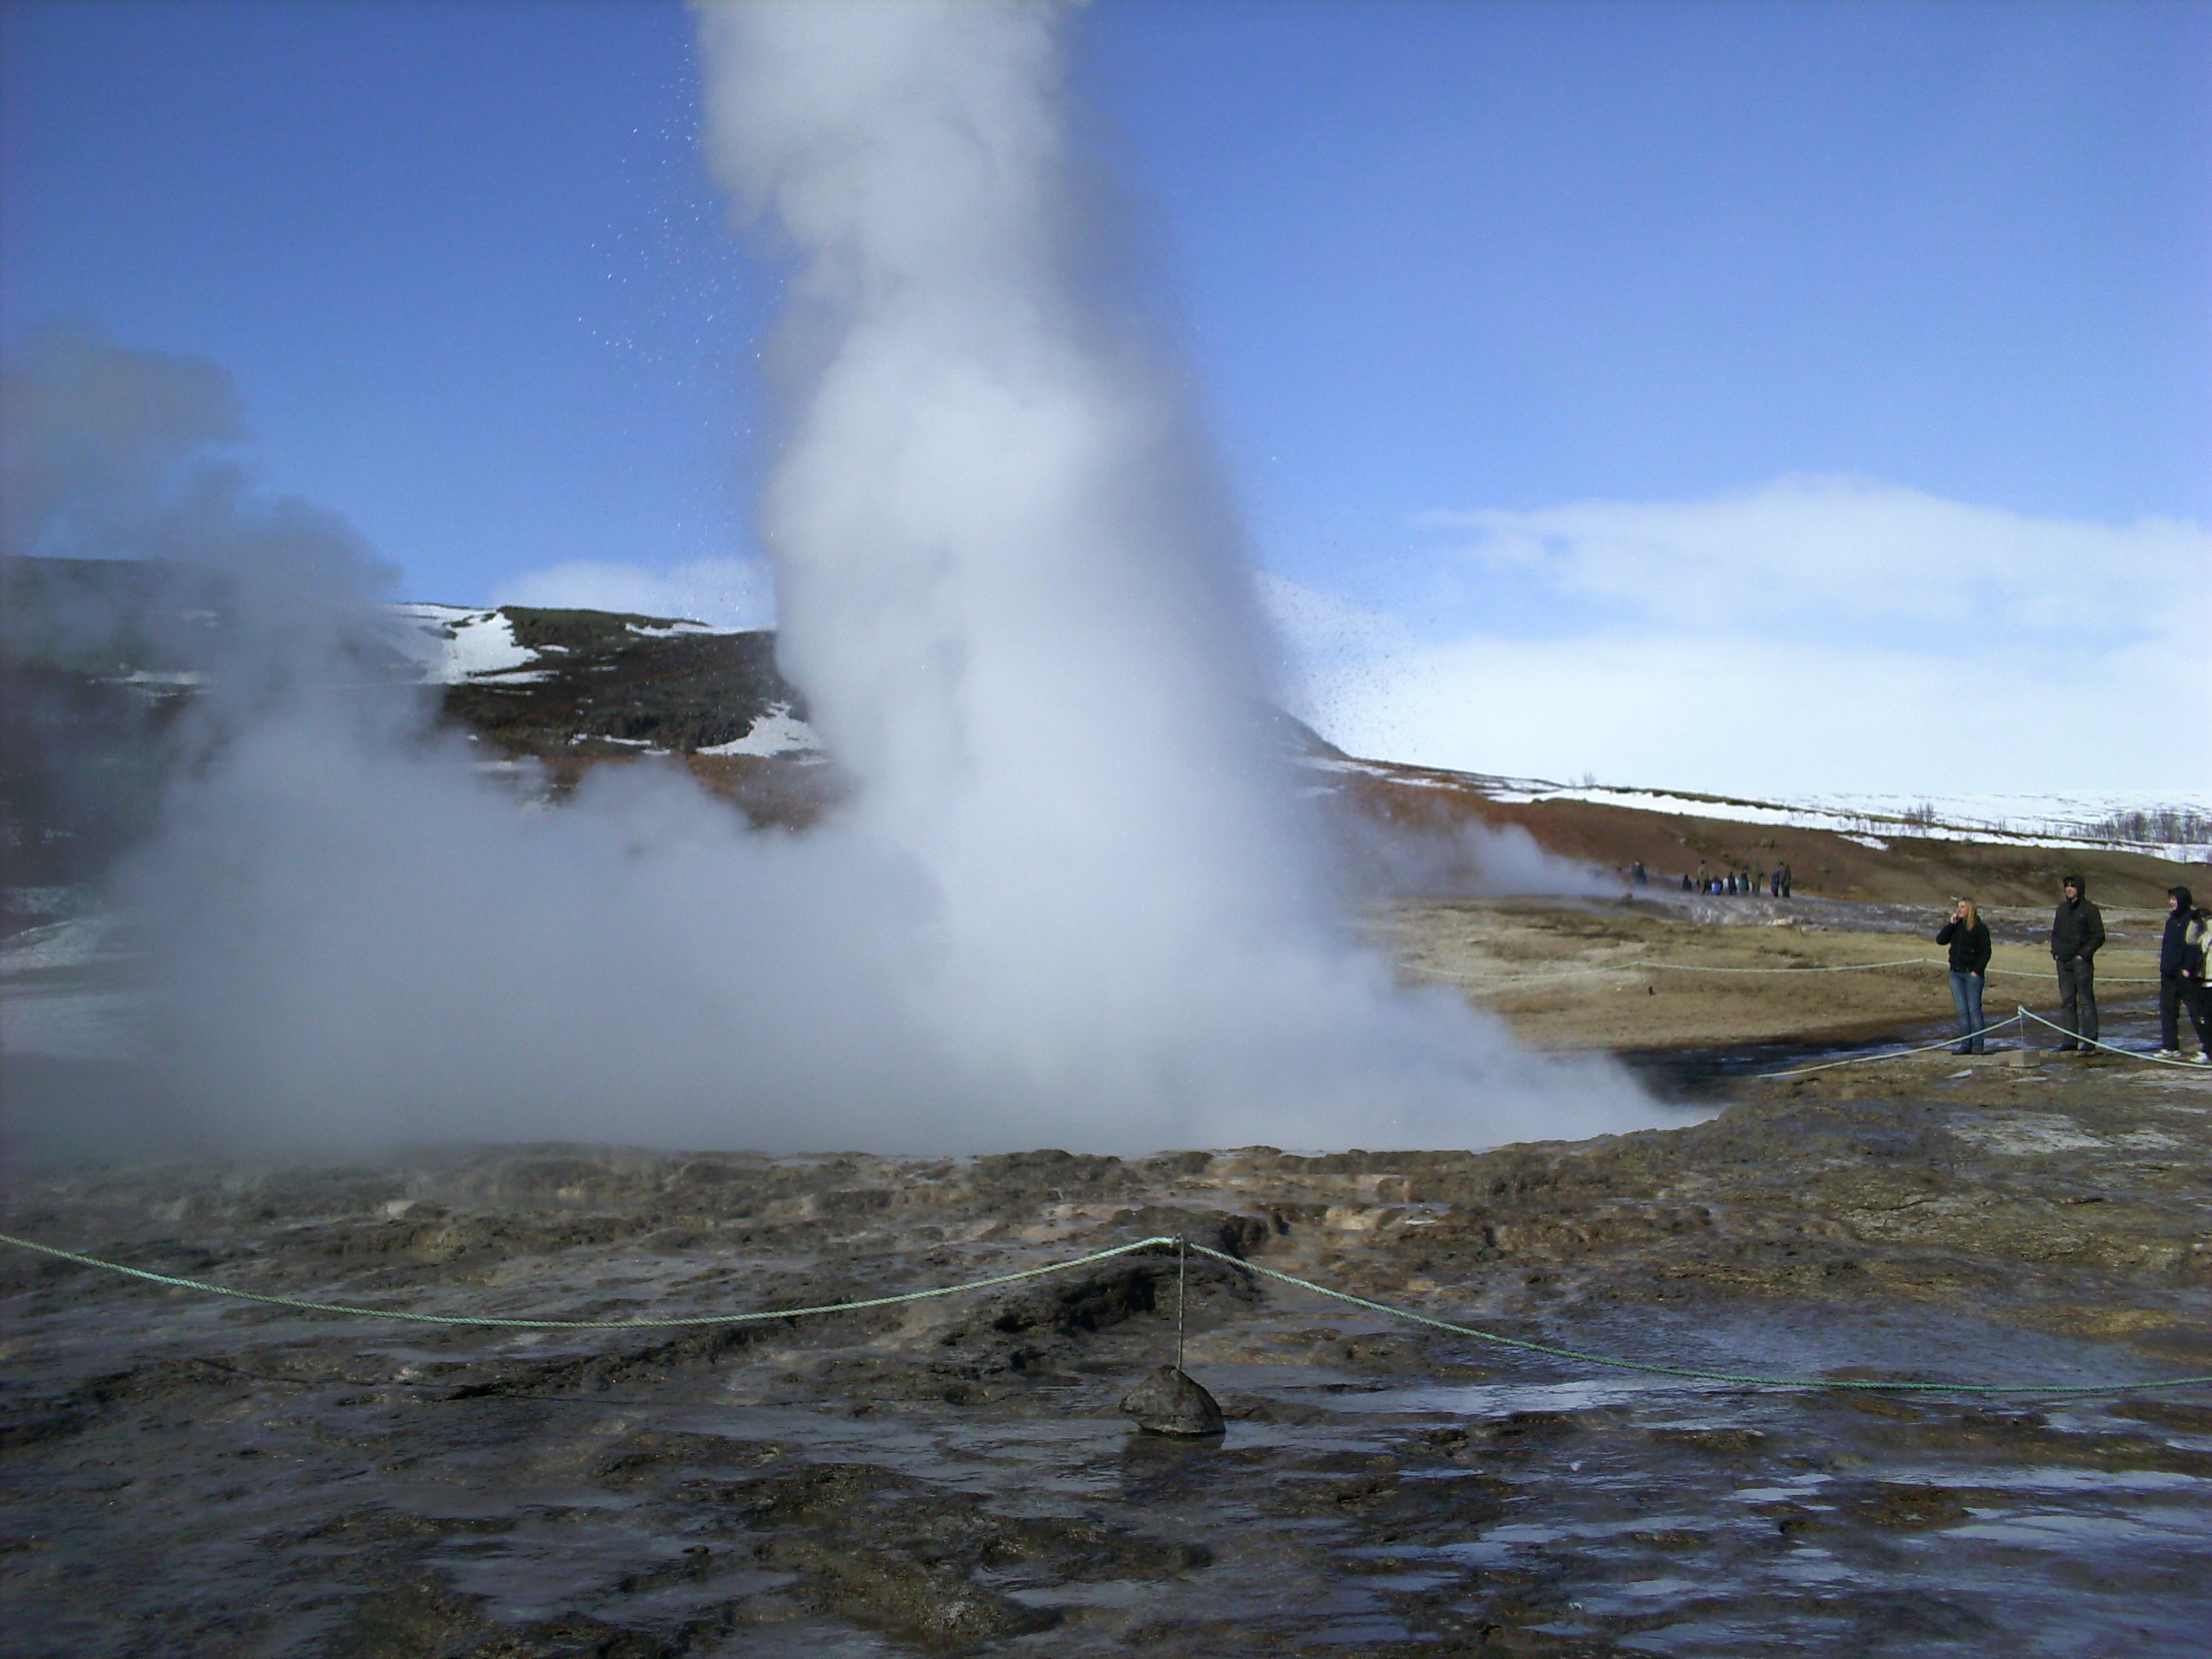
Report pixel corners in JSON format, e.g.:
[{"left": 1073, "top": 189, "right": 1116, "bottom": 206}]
[
  {"left": 1179, "top": 1243, "right": 2212, "bottom": 1397},
  {"left": 2017, "top": 1007, "right": 2212, "bottom": 1069},
  {"left": 1762, "top": 1010, "right": 2028, "bottom": 1078},
  {"left": 4, "top": 1228, "right": 2207, "bottom": 1398},
  {"left": 1423, "top": 957, "right": 2164, "bottom": 988},
  {"left": 0, "top": 1230, "right": 1180, "bottom": 1329}
]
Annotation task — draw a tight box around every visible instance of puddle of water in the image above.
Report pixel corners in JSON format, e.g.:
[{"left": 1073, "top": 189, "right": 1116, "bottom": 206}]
[
  {"left": 435, "top": 1526, "right": 791, "bottom": 1624},
  {"left": 1324, "top": 1293, "right": 2180, "bottom": 1414},
  {"left": 1731, "top": 1476, "right": 1834, "bottom": 1502},
  {"left": 1002, "top": 1578, "right": 1164, "bottom": 1611},
  {"left": 703, "top": 1619, "right": 906, "bottom": 1657}
]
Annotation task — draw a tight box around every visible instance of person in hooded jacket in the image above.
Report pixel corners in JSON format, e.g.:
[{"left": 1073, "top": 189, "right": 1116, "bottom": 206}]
[
  {"left": 2190, "top": 904, "right": 2212, "bottom": 1064},
  {"left": 2048, "top": 874, "right": 2105, "bottom": 1050},
  {"left": 2156, "top": 885, "right": 2211, "bottom": 1059},
  {"left": 1936, "top": 898, "right": 1993, "bottom": 1053}
]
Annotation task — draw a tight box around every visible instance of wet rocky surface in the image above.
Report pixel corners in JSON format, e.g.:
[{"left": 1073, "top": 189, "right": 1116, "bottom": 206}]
[{"left": 5, "top": 1059, "right": 2210, "bottom": 1656}]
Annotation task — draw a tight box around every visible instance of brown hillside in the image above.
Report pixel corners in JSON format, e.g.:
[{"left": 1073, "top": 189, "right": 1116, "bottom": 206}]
[{"left": 1324, "top": 762, "right": 2209, "bottom": 907}]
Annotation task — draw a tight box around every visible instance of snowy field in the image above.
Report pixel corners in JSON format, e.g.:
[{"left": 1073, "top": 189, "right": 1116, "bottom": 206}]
[
  {"left": 1304, "top": 751, "right": 2206, "bottom": 860},
  {"left": 1481, "top": 781, "right": 2209, "bottom": 861}
]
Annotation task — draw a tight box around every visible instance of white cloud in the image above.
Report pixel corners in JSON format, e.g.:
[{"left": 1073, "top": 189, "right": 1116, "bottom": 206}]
[
  {"left": 493, "top": 556, "right": 776, "bottom": 630},
  {"left": 1417, "top": 477, "right": 2205, "bottom": 645},
  {"left": 1274, "top": 479, "right": 2210, "bottom": 799}
]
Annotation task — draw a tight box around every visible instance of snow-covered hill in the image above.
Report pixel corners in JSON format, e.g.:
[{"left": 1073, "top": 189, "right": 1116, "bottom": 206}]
[
  {"left": 3, "top": 557, "right": 2200, "bottom": 903},
  {"left": 390, "top": 602, "right": 824, "bottom": 761},
  {"left": 1475, "top": 780, "right": 2208, "bottom": 861}
]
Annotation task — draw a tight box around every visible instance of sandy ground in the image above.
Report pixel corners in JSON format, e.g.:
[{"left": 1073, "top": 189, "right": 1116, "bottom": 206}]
[
  {"left": 4, "top": 898, "right": 2210, "bottom": 1657},
  {"left": 1371, "top": 894, "right": 2177, "bottom": 1053}
]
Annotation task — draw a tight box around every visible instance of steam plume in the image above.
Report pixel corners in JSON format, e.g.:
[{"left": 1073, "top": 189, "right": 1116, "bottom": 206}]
[{"left": 5, "top": 8, "right": 1661, "bottom": 1160}]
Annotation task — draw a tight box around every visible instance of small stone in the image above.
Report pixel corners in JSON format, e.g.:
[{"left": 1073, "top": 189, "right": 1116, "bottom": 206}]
[{"left": 1119, "top": 1365, "right": 1224, "bottom": 1436}]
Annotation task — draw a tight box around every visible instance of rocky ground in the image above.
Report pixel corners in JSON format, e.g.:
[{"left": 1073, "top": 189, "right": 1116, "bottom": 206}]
[
  {"left": 9, "top": 569, "right": 2209, "bottom": 1657},
  {"left": 5, "top": 1006, "right": 2209, "bottom": 1656}
]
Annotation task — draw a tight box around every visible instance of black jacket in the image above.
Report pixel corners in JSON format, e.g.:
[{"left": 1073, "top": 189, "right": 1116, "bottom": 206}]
[
  {"left": 2050, "top": 896, "right": 2105, "bottom": 963},
  {"left": 2163, "top": 906, "right": 2194, "bottom": 976},
  {"left": 1936, "top": 918, "right": 1992, "bottom": 976}
]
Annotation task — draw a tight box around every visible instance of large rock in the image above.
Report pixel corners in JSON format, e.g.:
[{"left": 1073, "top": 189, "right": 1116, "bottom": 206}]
[{"left": 1119, "top": 1365, "right": 1224, "bottom": 1436}]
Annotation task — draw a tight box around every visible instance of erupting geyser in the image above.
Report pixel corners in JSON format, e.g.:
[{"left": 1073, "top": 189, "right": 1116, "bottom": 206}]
[
  {"left": 20, "top": 2, "right": 1661, "bottom": 1157},
  {"left": 677, "top": 0, "right": 1652, "bottom": 1148}
]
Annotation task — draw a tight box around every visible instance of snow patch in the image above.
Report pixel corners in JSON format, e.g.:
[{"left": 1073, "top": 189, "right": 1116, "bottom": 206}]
[
  {"left": 0, "top": 914, "right": 126, "bottom": 976},
  {"left": 388, "top": 604, "right": 537, "bottom": 683},
  {"left": 698, "top": 703, "right": 824, "bottom": 759},
  {"left": 627, "top": 620, "right": 738, "bottom": 639},
  {"left": 108, "top": 670, "right": 206, "bottom": 689}
]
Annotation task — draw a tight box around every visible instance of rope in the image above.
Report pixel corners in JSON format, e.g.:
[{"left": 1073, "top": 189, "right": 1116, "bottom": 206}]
[
  {"left": 2017, "top": 1007, "right": 2211, "bottom": 1070},
  {"left": 1416, "top": 962, "right": 1655, "bottom": 986},
  {"left": 1178, "top": 1243, "right": 2212, "bottom": 1397},
  {"left": 5, "top": 1228, "right": 2207, "bottom": 1398},
  {"left": 1420, "top": 956, "right": 1937, "bottom": 986},
  {"left": 0, "top": 1231, "right": 1180, "bottom": 1330},
  {"left": 1762, "top": 1011, "right": 2027, "bottom": 1078},
  {"left": 1991, "top": 964, "right": 2161, "bottom": 984},
  {"left": 1642, "top": 957, "right": 1935, "bottom": 975},
  {"left": 1759, "top": 998, "right": 2212, "bottom": 1078},
  {"left": 1420, "top": 956, "right": 2162, "bottom": 988}
]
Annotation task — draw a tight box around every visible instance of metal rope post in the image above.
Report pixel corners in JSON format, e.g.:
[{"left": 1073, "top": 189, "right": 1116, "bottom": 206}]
[{"left": 1176, "top": 1236, "right": 1188, "bottom": 1371}]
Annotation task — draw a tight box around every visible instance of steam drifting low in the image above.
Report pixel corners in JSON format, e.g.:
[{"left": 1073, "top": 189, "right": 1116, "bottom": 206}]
[{"left": 5, "top": 2, "right": 1657, "bottom": 1157}]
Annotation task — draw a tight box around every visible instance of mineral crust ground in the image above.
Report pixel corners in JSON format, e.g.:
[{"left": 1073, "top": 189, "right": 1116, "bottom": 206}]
[{"left": 4, "top": 897, "right": 2210, "bottom": 1656}]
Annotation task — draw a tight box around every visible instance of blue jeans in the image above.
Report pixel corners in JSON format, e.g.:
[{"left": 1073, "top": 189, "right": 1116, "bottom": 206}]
[{"left": 1948, "top": 971, "right": 1986, "bottom": 1052}]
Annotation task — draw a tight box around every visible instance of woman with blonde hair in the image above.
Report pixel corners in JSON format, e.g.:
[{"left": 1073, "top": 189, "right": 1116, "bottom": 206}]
[{"left": 1937, "top": 898, "right": 1993, "bottom": 1054}]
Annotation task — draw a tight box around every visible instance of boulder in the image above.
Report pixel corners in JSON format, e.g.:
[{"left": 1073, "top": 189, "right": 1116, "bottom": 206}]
[{"left": 1119, "top": 1365, "right": 1224, "bottom": 1437}]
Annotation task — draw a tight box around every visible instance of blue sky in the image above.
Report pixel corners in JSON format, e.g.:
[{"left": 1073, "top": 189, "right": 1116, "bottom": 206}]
[{"left": 4, "top": 0, "right": 2205, "bottom": 796}]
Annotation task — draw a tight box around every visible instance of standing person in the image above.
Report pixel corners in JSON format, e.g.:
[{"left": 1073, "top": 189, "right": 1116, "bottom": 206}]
[
  {"left": 1936, "top": 898, "right": 1993, "bottom": 1054},
  {"left": 2048, "top": 874, "right": 2105, "bottom": 1051},
  {"left": 2155, "top": 886, "right": 2212, "bottom": 1058},
  {"left": 2187, "top": 902, "right": 2212, "bottom": 1063},
  {"left": 1780, "top": 861, "right": 1793, "bottom": 897}
]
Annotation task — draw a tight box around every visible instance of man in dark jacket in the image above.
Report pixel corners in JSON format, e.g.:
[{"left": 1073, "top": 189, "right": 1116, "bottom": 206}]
[
  {"left": 2049, "top": 874, "right": 2105, "bottom": 1050},
  {"left": 2156, "top": 885, "right": 2210, "bottom": 1058}
]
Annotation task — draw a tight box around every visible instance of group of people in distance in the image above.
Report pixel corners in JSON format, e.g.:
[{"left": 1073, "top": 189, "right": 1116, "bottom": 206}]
[
  {"left": 1935, "top": 874, "right": 2212, "bottom": 1061},
  {"left": 1680, "top": 861, "right": 1790, "bottom": 897}
]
